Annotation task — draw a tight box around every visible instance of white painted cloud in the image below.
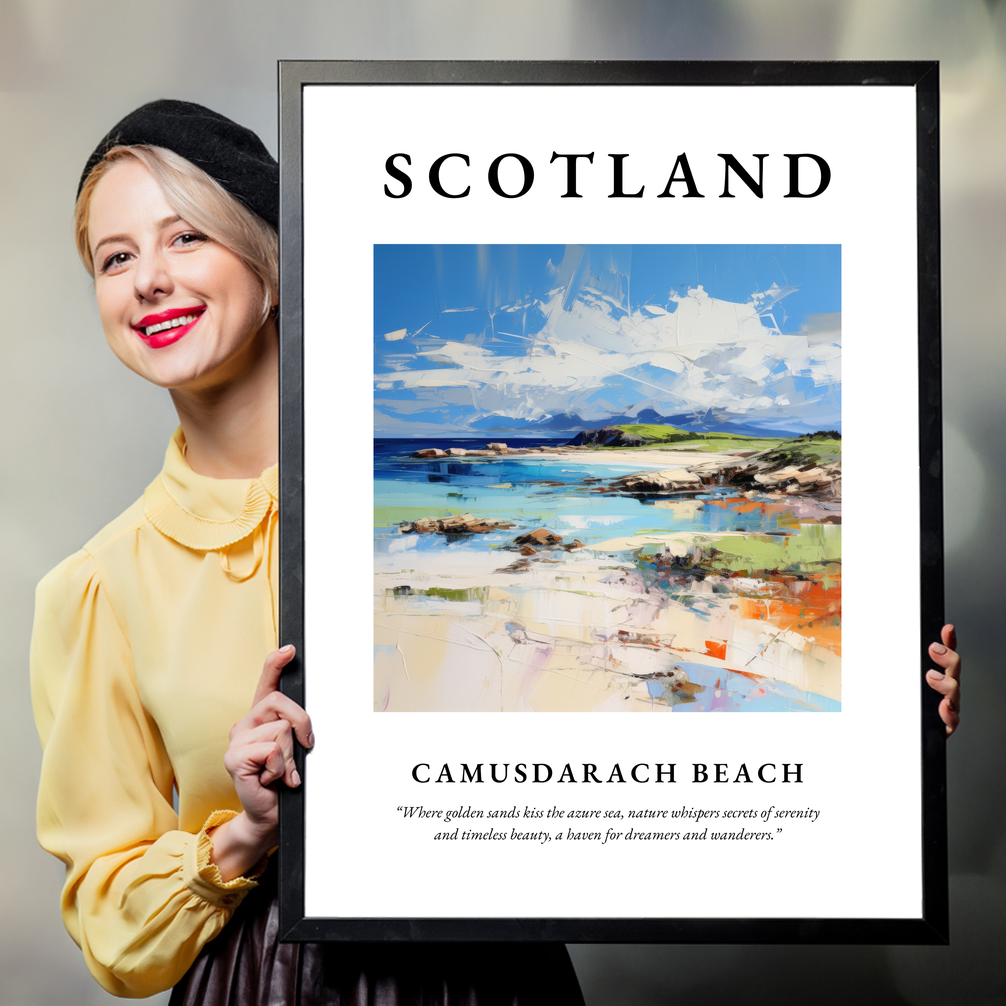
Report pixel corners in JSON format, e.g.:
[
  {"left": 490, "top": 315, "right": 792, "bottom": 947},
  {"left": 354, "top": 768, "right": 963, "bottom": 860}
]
[{"left": 376, "top": 285, "right": 841, "bottom": 428}]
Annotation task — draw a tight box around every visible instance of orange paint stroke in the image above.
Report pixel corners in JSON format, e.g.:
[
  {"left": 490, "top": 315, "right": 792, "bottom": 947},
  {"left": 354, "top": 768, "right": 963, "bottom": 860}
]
[
  {"left": 734, "top": 572, "right": 842, "bottom": 654},
  {"left": 702, "top": 497, "right": 800, "bottom": 524},
  {"left": 705, "top": 639, "right": 727, "bottom": 660}
]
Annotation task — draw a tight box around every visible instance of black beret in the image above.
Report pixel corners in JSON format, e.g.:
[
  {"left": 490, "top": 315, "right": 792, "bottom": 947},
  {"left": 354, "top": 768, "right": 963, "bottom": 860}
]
[{"left": 77, "top": 99, "right": 278, "bottom": 228}]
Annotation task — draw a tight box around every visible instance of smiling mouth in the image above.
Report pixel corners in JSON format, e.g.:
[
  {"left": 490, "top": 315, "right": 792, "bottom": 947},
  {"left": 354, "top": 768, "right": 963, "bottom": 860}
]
[
  {"left": 135, "top": 307, "right": 206, "bottom": 338},
  {"left": 142, "top": 313, "right": 199, "bottom": 337},
  {"left": 131, "top": 307, "right": 207, "bottom": 349}
]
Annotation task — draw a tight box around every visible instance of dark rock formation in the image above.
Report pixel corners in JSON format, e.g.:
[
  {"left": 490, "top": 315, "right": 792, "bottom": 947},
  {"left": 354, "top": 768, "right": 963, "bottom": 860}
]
[
  {"left": 399, "top": 514, "right": 515, "bottom": 535},
  {"left": 610, "top": 445, "right": 841, "bottom": 499},
  {"left": 514, "top": 528, "right": 563, "bottom": 546},
  {"left": 723, "top": 446, "right": 841, "bottom": 496},
  {"left": 566, "top": 427, "right": 646, "bottom": 447}
]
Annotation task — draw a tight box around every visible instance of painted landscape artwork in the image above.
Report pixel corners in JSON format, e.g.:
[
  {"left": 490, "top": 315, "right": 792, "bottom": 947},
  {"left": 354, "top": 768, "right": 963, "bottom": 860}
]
[{"left": 374, "top": 245, "right": 841, "bottom": 713}]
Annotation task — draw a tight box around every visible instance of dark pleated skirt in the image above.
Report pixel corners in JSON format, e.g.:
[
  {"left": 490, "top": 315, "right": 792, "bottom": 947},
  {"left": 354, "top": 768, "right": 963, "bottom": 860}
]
[{"left": 169, "top": 869, "right": 585, "bottom": 1006}]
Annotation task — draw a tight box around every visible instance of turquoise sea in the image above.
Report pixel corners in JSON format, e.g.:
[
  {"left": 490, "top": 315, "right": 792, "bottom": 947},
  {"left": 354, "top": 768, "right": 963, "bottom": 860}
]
[{"left": 374, "top": 438, "right": 800, "bottom": 549}]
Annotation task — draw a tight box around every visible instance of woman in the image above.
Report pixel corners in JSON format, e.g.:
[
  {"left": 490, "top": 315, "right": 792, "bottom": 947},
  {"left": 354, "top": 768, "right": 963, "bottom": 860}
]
[{"left": 31, "top": 100, "right": 586, "bottom": 1003}]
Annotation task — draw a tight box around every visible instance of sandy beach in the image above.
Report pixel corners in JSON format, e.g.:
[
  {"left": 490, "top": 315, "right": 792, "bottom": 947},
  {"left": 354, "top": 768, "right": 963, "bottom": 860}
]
[{"left": 374, "top": 440, "right": 842, "bottom": 714}]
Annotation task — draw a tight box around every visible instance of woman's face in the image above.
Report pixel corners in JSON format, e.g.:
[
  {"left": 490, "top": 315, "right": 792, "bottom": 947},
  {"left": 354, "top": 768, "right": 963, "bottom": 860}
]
[{"left": 87, "top": 158, "right": 270, "bottom": 393}]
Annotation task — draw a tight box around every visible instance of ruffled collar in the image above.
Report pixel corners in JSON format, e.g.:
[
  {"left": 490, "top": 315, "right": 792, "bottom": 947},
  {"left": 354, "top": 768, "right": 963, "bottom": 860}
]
[{"left": 143, "top": 428, "right": 278, "bottom": 551}]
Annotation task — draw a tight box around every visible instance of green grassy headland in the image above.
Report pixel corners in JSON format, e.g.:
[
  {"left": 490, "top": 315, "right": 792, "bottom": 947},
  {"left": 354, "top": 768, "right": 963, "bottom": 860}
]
[{"left": 595, "top": 424, "right": 841, "bottom": 461}]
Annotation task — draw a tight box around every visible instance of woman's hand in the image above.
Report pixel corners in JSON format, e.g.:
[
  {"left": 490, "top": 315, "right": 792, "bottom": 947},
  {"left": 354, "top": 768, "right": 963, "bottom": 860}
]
[
  {"left": 926, "top": 624, "right": 961, "bottom": 738},
  {"left": 209, "top": 645, "right": 314, "bottom": 881}
]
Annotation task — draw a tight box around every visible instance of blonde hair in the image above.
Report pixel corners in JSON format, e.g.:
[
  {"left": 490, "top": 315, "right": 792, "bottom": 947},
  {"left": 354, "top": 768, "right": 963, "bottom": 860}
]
[{"left": 75, "top": 145, "right": 278, "bottom": 323}]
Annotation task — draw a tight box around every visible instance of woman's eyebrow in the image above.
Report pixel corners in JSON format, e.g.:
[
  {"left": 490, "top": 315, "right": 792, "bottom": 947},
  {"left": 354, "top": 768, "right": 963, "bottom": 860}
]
[
  {"left": 92, "top": 232, "right": 133, "bottom": 256},
  {"left": 92, "top": 216, "right": 185, "bottom": 257}
]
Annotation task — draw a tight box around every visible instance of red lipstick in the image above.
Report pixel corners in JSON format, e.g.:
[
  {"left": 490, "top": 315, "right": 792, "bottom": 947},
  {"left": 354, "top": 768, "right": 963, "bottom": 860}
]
[{"left": 132, "top": 306, "right": 206, "bottom": 349}]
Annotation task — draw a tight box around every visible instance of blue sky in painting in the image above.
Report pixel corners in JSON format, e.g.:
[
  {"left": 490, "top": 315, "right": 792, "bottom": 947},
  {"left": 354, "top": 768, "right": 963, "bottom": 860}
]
[{"left": 374, "top": 245, "right": 841, "bottom": 437}]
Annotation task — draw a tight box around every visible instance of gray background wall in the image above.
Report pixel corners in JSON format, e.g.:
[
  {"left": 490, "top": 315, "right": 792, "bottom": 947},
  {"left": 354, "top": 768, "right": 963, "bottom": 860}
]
[{"left": 1, "top": 2, "right": 1002, "bottom": 1003}]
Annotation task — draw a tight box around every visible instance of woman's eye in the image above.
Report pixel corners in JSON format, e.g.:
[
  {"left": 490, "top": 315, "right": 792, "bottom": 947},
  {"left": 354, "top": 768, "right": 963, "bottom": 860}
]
[
  {"left": 173, "top": 231, "right": 208, "bottom": 248},
  {"left": 101, "top": 251, "right": 131, "bottom": 273}
]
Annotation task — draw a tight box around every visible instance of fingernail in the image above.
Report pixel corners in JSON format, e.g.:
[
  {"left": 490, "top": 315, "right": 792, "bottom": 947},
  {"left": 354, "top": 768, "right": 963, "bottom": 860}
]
[
  {"left": 307, "top": 732, "right": 315, "bottom": 748},
  {"left": 280, "top": 644, "right": 295, "bottom": 654},
  {"left": 931, "top": 643, "right": 947, "bottom": 654},
  {"left": 927, "top": 669, "right": 944, "bottom": 680},
  {"left": 292, "top": 768, "right": 301, "bottom": 787}
]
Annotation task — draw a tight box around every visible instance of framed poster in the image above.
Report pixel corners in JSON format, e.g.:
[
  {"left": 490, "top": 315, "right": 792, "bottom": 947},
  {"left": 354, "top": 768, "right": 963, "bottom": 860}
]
[{"left": 277, "top": 61, "right": 946, "bottom": 943}]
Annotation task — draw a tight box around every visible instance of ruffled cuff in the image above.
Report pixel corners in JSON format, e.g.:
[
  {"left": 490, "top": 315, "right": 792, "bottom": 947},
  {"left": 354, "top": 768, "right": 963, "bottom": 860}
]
[{"left": 182, "top": 810, "right": 269, "bottom": 909}]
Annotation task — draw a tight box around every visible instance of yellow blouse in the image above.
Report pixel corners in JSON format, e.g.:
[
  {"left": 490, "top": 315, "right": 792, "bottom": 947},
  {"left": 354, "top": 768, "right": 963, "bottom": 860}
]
[{"left": 31, "top": 428, "right": 279, "bottom": 998}]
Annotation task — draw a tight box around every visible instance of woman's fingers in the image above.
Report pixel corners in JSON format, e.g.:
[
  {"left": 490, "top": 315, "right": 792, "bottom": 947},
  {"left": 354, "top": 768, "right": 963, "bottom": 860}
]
[
  {"left": 927, "top": 623, "right": 961, "bottom": 737},
  {"left": 219, "top": 647, "right": 309, "bottom": 844},
  {"left": 928, "top": 640, "right": 961, "bottom": 685},
  {"left": 929, "top": 641, "right": 960, "bottom": 678},
  {"left": 253, "top": 691, "right": 314, "bottom": 748},
  {"left": 240, "top": 644, "right": 314, "bottom": 749},
  {"left": 224, "top": 645, "right": 311, "bottom": 811},
  {"left": 224, "top": 738, "right": 286, "bottom": 786},
  {"left": 252, "top": 644, "right": 296, "bottom": 707},
  {"left": 941, "top": 623, "right": 958, "bottom": 654},
  {"left": 232, "top": 689, "right": 314, "bottom": 750},
  {"left": 259, "top": 742, "right": 289, "bottom": 787},
  {"left": 926, "top": 667, "right": 959, "bottom": 704},
  {"left": 230, "top": 719, "right": 301, "bottom": 788},
  {"left": 941, "top": 699, "right": 960, "bottom": 737},
  {"left": 926, "top": 667, "right": 960, "bottom": 737},
  {"left": 925, "top": 679, "right": 960, "bottom": 736},
  {"left": 251, "top": 646, "right": 313, "bottom": 747}
]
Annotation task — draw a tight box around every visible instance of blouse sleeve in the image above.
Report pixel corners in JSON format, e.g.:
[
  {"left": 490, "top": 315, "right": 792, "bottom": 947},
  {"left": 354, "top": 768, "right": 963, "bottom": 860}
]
[{"left": 31, "top": 549, "right": 262, "bottom": 998}]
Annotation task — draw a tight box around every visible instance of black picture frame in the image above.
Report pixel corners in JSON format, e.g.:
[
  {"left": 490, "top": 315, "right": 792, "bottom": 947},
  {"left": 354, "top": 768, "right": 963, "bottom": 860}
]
[{"left": 277, "top": 60, "right": 945, "bottom": 944}]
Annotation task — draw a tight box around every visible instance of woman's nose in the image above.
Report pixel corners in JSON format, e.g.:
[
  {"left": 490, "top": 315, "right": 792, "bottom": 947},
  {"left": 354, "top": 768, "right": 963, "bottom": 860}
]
[{"left": 133, "top": 249, "right": 173, "bottom": 302}]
